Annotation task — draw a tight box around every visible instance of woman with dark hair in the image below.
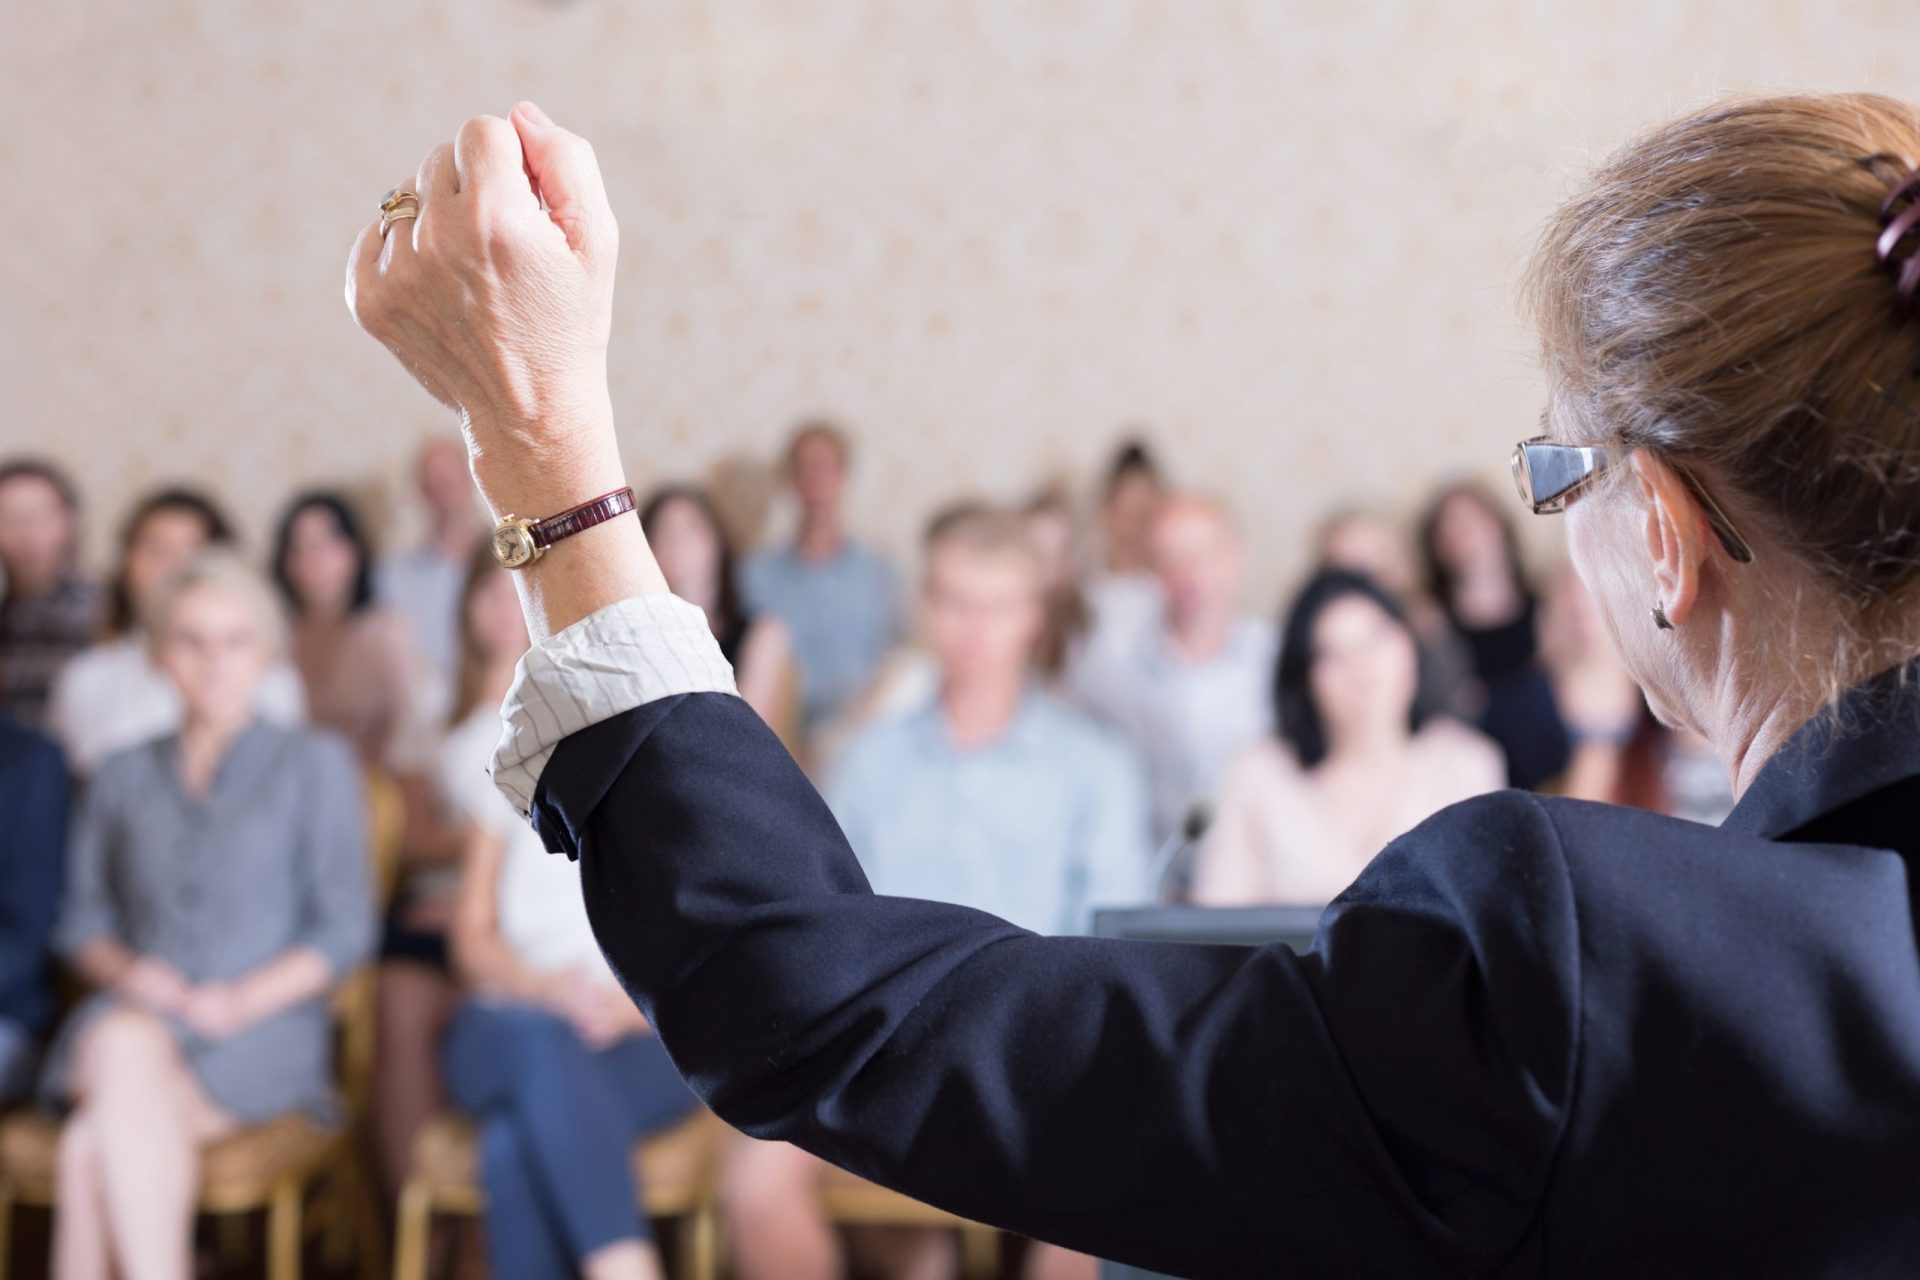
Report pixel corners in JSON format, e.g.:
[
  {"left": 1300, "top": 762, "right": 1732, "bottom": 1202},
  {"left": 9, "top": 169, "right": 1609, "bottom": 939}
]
[
  {"left": 46, "top": 486, "right": 304, "bottom": 774},
  {"left": 1419, "top": 480, "right": 1577, "bottom": 787},
  {"left": 1080, "top": 438, "right": 1166, "bottom": 661},
  {"left": 436, "top": 542, "right": 697, "bottom": 1280},
  {"left": 273, "top": 489, "right": 421, "bottom": 765},
  {"left": 639, "top": 485, "right": 793, "bottom": 732},
  {"left": 1190, "top": 570, "right": 1504, "bottom": 906}
]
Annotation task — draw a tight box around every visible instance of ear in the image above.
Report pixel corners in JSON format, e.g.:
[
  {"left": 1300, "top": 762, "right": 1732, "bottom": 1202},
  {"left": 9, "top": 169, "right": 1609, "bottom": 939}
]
[{"left": 1628, "top": 451, "right": 1715, "bottom": 628}]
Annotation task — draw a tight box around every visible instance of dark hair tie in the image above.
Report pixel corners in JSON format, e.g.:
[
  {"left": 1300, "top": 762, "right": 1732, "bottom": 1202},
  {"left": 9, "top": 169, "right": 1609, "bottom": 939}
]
[{"left": 1877, "top": 169, "right": 1920, "bottom": 316}]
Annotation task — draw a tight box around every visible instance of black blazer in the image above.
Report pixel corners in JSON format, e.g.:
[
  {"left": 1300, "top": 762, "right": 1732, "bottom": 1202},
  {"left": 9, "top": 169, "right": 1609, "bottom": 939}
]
[{"left": 532, "top": 662, "right": 1920, "bottom": 1278}]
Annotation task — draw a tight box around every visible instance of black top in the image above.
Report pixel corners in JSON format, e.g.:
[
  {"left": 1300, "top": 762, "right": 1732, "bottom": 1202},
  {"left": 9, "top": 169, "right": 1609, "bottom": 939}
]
[
  {"left": 713, "top": 609, "right": 753, "bottom": 667},
  {"left": 1455, "top": 593, "right": 1540, "bottom": 685},
  {"left": 532, "top": 659, "right": 1920, "bottom": 1278},
  {"left": 0, "top": 718, "right": 67, "bottom": 1035}
]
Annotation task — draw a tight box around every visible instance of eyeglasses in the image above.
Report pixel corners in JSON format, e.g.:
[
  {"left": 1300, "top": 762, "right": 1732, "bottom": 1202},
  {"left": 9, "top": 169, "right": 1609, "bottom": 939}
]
[{"left": 1510, "top": 435, "right": 1755, "bottom": 565}]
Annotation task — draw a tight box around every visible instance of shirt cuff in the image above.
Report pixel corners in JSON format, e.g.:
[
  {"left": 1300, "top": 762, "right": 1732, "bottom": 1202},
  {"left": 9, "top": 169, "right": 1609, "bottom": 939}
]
[{"left": 490, "top": 592, "right": 739, "bottom": 818}]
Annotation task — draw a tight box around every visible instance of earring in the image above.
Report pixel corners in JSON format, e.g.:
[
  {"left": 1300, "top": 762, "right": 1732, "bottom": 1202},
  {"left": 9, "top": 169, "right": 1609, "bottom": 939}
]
[{"left": 1652, "top": 602, "right": 1674, "bottom": 631}]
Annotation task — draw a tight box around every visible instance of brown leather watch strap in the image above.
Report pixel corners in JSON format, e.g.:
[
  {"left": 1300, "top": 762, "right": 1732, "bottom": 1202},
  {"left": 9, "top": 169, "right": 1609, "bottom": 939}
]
[{"left": 531, "top": 487, "right": 638, "bottom": 551}]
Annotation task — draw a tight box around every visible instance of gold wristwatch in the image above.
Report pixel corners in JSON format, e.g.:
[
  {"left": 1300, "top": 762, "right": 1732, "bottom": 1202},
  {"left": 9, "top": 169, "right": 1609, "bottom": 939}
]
[{"left": 490, "top": 487, "right": 638, "bottom": 569}]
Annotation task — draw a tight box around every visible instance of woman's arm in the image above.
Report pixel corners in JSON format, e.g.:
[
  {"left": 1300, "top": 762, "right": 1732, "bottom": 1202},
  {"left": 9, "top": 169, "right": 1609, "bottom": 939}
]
[
  {"left": 733, "top": 614, "right": 794, "bottom": 728},
  {"left": 448, "top": 822, "right": 548, "bottom": 1002},
  {"left": 540, "top": 684, "right": 1582, "bottom": 1278},
  {"left": 350, "top": 107, "right": 1582, "bottom": 1277}
]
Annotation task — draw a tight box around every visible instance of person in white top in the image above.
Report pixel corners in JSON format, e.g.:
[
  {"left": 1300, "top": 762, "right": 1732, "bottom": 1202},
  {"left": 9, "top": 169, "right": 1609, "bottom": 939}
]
[
  {"left": 437, "top": 558, "right": 697, "bottom": 1280},
  {"left": 1068, "top": 493, "right": 1278, "bottom": 852},
  {"left": 1192, "top": 570, "right": 1507, "bottom": 907},
  {"left": 47, "top": 488, "right": 304, "bottom": 774}
]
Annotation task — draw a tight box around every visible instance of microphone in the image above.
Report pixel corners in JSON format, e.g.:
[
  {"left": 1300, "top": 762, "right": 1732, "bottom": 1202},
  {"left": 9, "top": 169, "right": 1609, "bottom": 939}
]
[{"left": 1146, "top": 800, "right": 1213, "bottom": 902}]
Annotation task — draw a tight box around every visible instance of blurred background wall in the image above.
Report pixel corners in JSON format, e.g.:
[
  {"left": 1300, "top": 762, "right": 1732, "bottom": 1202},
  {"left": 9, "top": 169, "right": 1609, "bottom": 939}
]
[{"left": 3, "top": 0, "right": 1914, "bottom": 602}]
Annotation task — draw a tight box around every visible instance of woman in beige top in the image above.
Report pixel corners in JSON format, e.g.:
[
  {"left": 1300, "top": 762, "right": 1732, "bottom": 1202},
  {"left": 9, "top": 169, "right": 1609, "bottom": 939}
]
[
  {"left": 1193, "top": 569, "right": 1506, "bottom": 906},
  {"left": 272, "top": 490, "right": 421, "bottom": 766}
]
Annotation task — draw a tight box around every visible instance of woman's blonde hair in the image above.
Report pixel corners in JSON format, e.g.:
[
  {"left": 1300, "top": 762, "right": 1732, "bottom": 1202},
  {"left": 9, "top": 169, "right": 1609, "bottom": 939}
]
[
  {"left": 144, "top": 547, "right": 289, "bottom": 657},
  {"left": 1526, "top": 93, "right": 1920, "bottom": 667}
]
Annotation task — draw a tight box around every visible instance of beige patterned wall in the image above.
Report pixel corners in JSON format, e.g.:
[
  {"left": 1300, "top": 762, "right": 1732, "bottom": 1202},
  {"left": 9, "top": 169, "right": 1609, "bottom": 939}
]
[{"left": 3, "top": 0, "right": 1917, "bottom": 603}]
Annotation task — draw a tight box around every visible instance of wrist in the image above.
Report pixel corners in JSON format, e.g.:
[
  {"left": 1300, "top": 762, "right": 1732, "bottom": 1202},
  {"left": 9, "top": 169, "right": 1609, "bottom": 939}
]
[{"left": 466, "top": 397, "right": 624, "bottom": 520}]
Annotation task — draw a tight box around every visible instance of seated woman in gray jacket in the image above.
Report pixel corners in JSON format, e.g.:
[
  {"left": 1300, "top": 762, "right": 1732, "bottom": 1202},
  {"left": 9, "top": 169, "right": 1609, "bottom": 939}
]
[{"left": 42, "top": 549, "right": 373, "bottom": 1280}]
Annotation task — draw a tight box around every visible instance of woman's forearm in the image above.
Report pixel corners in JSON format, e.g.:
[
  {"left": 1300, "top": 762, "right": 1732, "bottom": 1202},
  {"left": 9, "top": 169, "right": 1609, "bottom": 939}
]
[
  {"left": 230, "top": 945, "right": 334, "bottom": 1022},
  {"left": 72, "top": 937, "right": 138, "bottom": 990},
  {"left": 450, "top": 930, "right": 553, "bottom": 1003}
]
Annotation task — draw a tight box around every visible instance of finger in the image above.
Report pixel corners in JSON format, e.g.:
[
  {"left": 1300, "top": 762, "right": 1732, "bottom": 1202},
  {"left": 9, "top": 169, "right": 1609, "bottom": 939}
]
[
  {"left": 417, "top": 141, "right": 458, "bottom": 200},
  {"left": 510, "top": 100, "right": 616, "bottom": 262},
  {"left": 454, "top": 114, "right": 528, "bottom": 199},
  {"left": 345, "top": 214, "right": 388, "bottom": 331},
  {"left": 380, "top": 175, "right": 421, "bottom": 269}
]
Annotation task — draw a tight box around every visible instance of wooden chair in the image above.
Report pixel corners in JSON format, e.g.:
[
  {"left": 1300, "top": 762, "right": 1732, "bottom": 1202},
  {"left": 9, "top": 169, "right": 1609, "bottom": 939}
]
[
  {"left": 817, "top": 1165, "right": 1001, "bottom": 1280},
  {"left": 392, "top": 1106, "right": 724, "bottom": 1280},
  {"left": 0, "top": 767, "right": 406, "bottom": 1280}
]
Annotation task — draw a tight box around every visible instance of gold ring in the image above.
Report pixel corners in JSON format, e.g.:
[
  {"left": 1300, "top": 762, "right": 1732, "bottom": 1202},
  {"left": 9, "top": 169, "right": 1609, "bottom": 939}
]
[{"left": 379, "top": 188, "right": 421, "bottom": 234}]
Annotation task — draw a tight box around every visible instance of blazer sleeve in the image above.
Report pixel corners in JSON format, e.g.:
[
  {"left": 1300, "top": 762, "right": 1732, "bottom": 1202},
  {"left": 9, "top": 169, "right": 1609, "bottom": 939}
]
[{"left": 533, "top": 692, "right": 1583, "bottom": 1280}]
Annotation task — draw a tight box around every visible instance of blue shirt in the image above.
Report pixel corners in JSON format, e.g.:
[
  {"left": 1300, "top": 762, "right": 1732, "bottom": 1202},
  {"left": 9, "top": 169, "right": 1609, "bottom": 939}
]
[
  {"left": 740, "top": 541, "right": 900, "bottom": 725},
  {"left": 826, "top": 692, "right": 1152, "bottom": 935}
]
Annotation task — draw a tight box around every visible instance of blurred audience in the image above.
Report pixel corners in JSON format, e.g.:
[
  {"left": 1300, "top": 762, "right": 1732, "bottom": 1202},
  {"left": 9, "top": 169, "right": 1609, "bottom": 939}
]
[
  {"left": 641, "top": 484, "right": 796, "bottom": 734},
  {"left": 0, "top": 418, "right": 1754, "bottom": 1278},
  {"left": 725, "top": 503, "right": 1138, "bottom": 1280},
  {"left": 46, "top": 487, "right": 306, "bottom": 775},
  {"left": 1192, "top": 571, "right": 1504, "bottom": 906},
  {"left": 1071, "top": 494, "right": 1277, "bottom": 850},
  {"left": 0, "top": 460, "right": 102, "bottom": 729},
  {"left": 377, "top": 437, "right": 485, "bottom": 704},
  {"left": 441, "top": 558, "right": 696, "bottom": 1280},
  {"left": 0, "top": 717, "right": 67, "bottom": 1106},
  {"left": 741, "top": 421, "right": 901, "bottom": 732},
  {"left": 274, "top": 489, "right": 422, "bottom": 767},
  {"left": 43, "top": 550, "right": 372, "bottom": 1280}
]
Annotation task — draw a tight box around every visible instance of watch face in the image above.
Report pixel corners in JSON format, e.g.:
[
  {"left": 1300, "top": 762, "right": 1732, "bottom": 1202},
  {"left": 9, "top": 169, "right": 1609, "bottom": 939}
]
[{"left": 493, "top": 522, "right": 537, "bottom": 568}]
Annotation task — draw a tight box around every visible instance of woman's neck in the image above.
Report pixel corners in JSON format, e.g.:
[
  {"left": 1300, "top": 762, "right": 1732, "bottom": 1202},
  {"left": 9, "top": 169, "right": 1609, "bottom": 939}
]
[
  {"left": 1450, "top": 561, "right": 1523, "bottom": 628},
  {"left": 1319, "top": 719, "right": 1413, "bottom": 771},
  {"left": 176, "top": 711, "right": 251, "bottom": 796}
]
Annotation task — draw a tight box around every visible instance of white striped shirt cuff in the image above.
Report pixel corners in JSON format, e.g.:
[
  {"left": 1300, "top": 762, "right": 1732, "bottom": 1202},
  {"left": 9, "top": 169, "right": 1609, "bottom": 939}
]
[{"left": 490, "top": 592, "right": 739, "bottom": 817}]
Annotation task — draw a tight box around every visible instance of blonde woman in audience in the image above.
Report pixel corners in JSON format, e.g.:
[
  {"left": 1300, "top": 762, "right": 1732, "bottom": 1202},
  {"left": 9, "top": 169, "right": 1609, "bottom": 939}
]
[
  {"left": 639, "top": 485, "right": 794, "bottom": 729},
  {"left": 43, "top": 550, "right": 372, "bottom": 1280},
  {"left": 273, "top": 490, "right": 422, "bottom": 766},
  {"left": 440, "top": 553, "right": 698, "bottom": 1280},
  {"left": 1192, "top": 570, "right": 1505, "bottom": 906},
  {"left": 47, "top": 487, "right": 306, "bottom": 774}
]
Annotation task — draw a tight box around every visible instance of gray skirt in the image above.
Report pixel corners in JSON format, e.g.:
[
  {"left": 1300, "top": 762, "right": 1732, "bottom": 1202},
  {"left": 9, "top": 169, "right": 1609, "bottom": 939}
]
[{"left": 37, "top": 993, "right": 338, "bottom": 1126}]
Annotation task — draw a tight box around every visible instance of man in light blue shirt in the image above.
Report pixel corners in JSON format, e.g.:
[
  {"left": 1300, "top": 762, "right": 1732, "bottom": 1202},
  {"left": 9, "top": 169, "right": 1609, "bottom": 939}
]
[
  {"left": 725, "top": 502, "right": 1149, "bottom": 1280},
  {"left": 827, "top": 504, "right": 1151, "bottom": 936},
  {"left": 740, "top": 422, "right": 901, "bottom": 731}
]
